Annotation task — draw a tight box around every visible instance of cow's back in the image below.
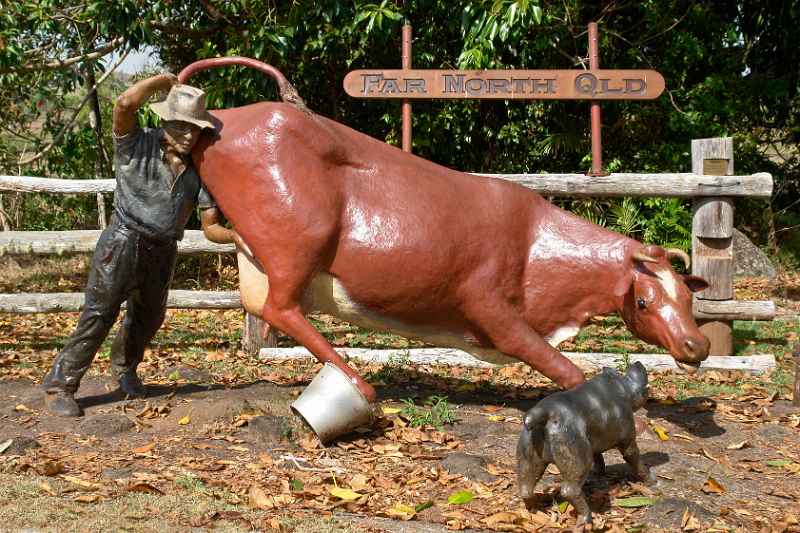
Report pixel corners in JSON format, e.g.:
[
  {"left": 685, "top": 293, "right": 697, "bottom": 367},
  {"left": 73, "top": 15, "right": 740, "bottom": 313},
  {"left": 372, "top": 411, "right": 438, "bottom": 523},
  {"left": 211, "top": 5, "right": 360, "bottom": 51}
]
[{"left": 193, "top": 102, "right": 545, "bottom": 318}]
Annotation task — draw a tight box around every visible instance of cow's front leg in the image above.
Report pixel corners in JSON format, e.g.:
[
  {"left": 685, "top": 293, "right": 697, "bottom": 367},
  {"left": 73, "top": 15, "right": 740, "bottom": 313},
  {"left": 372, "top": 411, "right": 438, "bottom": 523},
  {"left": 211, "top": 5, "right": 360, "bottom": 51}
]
[
  {"left": 261, "top": 287, "right": 376, "bottom": 403},
  {"left": 462, "top": 296, "right": 585, "bottom": 389}
]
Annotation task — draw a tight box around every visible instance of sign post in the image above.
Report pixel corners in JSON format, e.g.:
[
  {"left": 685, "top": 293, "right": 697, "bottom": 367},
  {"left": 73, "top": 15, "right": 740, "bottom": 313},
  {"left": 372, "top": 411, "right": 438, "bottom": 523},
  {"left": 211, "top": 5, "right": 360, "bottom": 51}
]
[{"left": 344, "top": 23, "right": 665, "bottom": 174}]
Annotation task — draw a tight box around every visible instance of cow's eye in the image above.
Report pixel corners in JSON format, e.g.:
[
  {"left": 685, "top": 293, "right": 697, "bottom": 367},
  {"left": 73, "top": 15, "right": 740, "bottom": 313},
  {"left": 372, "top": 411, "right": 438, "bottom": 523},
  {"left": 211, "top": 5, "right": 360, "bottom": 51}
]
[{"left": 637, "top": 298, "right": 647, "bottom": 310}]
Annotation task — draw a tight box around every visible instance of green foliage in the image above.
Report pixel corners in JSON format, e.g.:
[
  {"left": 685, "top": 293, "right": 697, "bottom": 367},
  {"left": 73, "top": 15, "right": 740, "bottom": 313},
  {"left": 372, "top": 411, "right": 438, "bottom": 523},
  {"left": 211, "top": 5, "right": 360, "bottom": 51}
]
[
  {"left": 0, "top": 0, "right": 797, "bottom": 257},
  {"left": 400, "top": 395, "right": 457, "bottom": 429}
]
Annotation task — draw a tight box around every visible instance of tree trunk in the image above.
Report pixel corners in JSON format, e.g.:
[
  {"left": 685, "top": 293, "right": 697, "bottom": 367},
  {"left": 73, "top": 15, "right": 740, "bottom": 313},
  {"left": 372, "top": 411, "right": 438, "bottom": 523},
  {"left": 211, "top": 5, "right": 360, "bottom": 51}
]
[{"left": 84, "top": 63, "right": 109, "bottom": 229}]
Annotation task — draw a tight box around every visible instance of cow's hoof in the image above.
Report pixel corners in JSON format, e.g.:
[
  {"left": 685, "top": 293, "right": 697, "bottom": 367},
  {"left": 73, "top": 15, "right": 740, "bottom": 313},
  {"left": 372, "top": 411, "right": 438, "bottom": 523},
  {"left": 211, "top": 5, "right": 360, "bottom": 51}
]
[
  {"left": 44, "top": 391, "right": 83, "bottom": 417},
  {"left": 118, "top": 373, "right": 147, "bottom": 399}
]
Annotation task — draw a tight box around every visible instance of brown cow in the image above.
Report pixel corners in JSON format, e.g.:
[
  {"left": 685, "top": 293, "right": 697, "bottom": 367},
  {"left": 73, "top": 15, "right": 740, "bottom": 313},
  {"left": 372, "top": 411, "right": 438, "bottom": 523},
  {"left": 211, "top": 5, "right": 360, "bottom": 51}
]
[{"left": 180, "top": 58, "right": 710, "bottom": 403}]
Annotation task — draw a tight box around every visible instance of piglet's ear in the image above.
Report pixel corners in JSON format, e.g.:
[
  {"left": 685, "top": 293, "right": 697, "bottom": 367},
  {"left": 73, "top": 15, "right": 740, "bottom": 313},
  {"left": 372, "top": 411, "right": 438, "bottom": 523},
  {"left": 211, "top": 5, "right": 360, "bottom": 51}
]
[{"left": 683, "top": 274, "right": 709, "bottom": 293}]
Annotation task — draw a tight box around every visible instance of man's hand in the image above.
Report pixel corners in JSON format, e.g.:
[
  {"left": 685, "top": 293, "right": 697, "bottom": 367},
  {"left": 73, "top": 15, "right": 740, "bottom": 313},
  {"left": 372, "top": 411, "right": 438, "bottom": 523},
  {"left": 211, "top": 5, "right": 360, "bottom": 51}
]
[
  {"left": 113, "top": 73, "right": 179, "bottom": 137},
  {"left": 200, "top": 207, "right": 256, "bottom": 259}
]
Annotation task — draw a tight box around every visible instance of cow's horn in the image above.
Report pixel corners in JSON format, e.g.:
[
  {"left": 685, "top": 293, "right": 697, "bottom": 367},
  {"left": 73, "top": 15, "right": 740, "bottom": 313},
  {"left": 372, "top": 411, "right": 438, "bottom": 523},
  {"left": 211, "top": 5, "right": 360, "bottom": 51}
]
[
  {"left": 665, "top": 248, "right": 691, "bottom": 269},
  {"left": 631, "top": 249, "right": 659, "bottom": 263}
]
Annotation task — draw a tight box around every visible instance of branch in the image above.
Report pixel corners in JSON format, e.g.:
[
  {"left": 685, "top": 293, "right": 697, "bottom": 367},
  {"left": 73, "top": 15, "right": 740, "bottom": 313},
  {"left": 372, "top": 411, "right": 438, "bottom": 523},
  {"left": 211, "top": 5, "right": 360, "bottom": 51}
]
[
  {"left": 18, "top": 47, "right": 130, "bottom": 166},
  {"left": 1, "top": 37, "right": 124, "bottom": 74}
]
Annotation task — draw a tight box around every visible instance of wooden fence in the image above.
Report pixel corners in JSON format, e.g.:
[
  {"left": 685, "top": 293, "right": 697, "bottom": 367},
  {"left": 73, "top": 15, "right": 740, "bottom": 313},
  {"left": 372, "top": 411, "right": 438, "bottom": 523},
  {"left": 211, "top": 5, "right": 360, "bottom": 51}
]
[{"left": 0, "top": 137, "right": 777, "bottom": 371}]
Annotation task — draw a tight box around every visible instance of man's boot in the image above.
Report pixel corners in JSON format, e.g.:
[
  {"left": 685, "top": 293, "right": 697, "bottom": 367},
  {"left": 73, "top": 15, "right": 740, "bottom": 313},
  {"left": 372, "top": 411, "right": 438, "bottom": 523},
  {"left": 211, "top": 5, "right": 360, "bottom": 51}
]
[
  {"left": 117, "top": 371, "right": 147, "bottom": 399},
  {"left": 44, "top": 390, "right": 83, "bottom": 417}
]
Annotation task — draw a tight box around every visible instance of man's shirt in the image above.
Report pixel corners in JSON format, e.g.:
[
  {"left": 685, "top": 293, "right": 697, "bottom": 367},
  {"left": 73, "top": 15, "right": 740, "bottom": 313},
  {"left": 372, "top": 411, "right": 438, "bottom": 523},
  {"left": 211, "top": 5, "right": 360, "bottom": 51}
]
[{"left": 113, "top": 127, "right": 214, "bottom": 241}]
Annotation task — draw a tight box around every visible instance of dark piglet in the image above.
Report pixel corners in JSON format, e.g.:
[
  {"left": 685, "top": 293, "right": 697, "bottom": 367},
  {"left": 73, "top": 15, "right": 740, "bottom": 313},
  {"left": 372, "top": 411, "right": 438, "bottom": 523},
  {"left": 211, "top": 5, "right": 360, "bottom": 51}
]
[{"left": 517, "top": 362, "right": 655, "bottom": 529}]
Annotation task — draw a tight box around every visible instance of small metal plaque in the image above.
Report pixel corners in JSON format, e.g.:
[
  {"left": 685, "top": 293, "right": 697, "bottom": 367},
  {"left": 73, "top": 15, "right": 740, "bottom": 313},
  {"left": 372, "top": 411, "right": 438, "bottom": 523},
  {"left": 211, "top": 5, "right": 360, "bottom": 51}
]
[
  {"left": 703, "top": 159, "right": 729, "bottom": 176},
  {"left": 343, "top": 69, "right": 665, "bottom": 100}
]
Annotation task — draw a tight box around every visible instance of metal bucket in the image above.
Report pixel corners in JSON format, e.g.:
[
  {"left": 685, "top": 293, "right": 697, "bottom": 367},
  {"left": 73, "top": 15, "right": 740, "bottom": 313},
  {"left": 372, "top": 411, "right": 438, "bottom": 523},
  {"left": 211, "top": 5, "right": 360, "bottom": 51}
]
[{"left": 291, "top": 362, "right": 375, "bottom": 444}]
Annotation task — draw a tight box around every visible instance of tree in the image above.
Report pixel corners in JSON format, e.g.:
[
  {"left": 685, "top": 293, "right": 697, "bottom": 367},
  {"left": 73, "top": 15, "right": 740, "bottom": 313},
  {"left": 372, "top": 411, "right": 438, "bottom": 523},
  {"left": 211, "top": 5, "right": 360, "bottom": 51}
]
[{"left": 0, "top": 1, "right": 797, "bottom": 264}]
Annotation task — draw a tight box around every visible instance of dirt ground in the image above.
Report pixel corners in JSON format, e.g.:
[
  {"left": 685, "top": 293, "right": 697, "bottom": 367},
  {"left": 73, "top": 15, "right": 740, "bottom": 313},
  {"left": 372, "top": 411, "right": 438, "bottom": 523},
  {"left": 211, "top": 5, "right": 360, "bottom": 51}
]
[
  {"left": 0, "top": 352, "right": 798, "bottom": 533},
  {"left": 0, "top": 262, "right": 799, "bottom": 532}
]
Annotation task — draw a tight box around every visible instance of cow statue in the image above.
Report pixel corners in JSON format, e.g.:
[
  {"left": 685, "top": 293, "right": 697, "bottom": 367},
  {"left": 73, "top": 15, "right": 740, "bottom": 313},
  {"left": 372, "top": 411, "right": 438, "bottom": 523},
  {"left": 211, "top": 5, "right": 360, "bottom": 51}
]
[{"left": 179, "top": 57, "right": 710, "bottom": 404}]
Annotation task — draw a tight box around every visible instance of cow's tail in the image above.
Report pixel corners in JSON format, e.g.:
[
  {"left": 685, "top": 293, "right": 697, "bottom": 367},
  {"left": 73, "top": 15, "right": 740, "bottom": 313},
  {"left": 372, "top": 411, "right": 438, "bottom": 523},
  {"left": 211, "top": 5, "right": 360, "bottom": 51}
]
[{"left": 177, "top": 57, "right": 310, "bottom": 113}]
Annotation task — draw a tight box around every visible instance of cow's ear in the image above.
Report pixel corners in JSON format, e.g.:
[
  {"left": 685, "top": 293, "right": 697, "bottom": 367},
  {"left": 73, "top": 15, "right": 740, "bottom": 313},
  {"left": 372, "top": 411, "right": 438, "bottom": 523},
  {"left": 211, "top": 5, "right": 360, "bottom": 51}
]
[
  {"left": 613, "top": 272, "right": 634, "bottom": 297},
  {"left": 683, "top": 275, "right": 709, "bottom": 293}
]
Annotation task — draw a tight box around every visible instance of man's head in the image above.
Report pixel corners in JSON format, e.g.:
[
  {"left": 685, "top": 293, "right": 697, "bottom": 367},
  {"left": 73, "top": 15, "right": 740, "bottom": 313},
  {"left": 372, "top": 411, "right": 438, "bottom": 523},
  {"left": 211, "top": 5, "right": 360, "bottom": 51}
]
[{"left": 151, "top": 84, "right": 215, "bottom": 155}]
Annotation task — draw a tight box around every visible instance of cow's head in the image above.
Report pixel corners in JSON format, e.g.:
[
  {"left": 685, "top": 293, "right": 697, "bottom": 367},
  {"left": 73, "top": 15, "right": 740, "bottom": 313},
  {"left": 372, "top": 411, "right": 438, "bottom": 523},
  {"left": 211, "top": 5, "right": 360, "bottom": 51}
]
[{"left": 618, "top": 245, "right": 710, "bottom": 374}]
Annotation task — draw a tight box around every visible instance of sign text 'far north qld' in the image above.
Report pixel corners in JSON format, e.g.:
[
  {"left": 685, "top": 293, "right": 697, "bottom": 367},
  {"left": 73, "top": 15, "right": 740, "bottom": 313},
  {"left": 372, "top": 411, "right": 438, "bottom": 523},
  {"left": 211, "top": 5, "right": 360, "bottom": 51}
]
[{"left": 343, "top": 69, "right": 665, "bottom": 100}]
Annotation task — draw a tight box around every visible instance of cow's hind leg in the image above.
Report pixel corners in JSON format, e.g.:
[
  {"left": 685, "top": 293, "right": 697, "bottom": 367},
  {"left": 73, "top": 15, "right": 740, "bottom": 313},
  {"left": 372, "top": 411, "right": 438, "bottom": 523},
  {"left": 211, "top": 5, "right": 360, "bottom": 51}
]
[
  {"left": 259, "top": 261, "right": 377, "bottom": 403},
  {"left": 462, "top": 296, "right": 585, "bottom": 389}
]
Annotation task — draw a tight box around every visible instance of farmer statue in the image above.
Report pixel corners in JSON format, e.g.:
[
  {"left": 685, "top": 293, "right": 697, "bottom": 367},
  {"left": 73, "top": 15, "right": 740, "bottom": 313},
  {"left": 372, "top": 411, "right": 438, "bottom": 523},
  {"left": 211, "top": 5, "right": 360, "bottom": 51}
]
[{"left": 42, "top": 74, "right": 235, "bottom": 416}]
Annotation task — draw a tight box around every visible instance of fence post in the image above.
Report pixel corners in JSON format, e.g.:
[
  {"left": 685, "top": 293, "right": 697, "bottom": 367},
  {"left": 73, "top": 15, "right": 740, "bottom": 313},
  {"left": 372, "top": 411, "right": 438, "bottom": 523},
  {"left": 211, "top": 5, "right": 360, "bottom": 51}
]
[
  {"left": 242, "top": 312, "right": 278, "bottom": 355},
  {"left": 691, "top": 137, "right": 735, "bottom": 356}
]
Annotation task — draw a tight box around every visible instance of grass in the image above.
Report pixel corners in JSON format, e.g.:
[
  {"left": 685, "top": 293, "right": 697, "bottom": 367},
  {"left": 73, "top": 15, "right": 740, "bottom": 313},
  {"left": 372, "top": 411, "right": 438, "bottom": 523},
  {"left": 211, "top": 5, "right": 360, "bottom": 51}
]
[
  {"left": 0, "top": 473, "right": 362, "bottom": 533},
  {"left": 401, "top": 395, "right": 458, "bottom": 429}
]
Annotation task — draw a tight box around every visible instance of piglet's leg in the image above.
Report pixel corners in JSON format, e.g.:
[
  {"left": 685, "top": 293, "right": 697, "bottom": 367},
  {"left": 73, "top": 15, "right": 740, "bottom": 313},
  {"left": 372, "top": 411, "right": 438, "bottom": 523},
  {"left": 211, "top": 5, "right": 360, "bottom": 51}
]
[
  {"left": 516, "top": 427, "right": 547, "bottom": 509},
  {"left": 548, "top": 432, "right": 593, "bottom": 528},
  {"left": 462, "top": 296, "right": 585, "bottom": 389},
  {"left": 592, "top": 453, "right": 606, "bottom": 475},
  {"left": 619, "top": 439, "right": 656, "bottom": 485}
]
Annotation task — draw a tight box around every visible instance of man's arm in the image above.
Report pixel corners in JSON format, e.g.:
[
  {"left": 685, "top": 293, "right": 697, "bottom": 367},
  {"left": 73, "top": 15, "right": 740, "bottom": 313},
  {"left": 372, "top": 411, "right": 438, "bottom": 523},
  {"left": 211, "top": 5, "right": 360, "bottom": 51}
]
[
  {"left": 113, "top": 73, "right": 178, "bottom": 137},
  {"left": 200, "top": 207, "right": 253, "bottom": 257}
]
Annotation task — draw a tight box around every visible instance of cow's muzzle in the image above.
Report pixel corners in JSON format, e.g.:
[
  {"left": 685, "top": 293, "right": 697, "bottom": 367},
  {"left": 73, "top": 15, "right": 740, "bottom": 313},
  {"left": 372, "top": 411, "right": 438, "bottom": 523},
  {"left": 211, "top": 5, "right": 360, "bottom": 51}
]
[
  {"left": 676, "top": 360, "right": 702, "bottom": 375},
  {"left": 675, "top": 336, "right": 710, "bottom": 374}
]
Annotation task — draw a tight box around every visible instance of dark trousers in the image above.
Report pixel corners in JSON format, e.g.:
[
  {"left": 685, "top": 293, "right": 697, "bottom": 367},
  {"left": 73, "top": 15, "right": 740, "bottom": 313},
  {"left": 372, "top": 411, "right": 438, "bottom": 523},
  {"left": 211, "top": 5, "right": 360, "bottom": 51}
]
[{"left": 43, "top": 218, "right": 177, "bottom": 393}]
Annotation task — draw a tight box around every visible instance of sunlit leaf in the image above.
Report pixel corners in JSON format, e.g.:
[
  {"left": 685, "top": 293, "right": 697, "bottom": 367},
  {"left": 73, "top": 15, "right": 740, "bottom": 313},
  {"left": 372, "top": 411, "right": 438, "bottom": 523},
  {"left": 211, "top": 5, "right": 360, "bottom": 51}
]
[
  {"left": 448, "top": 489, "right": 474, "bottom": 505},
  {"left": 652, "top": 424, "right": 669, "bottom": 441},
  {"left": 615, "top": 496, "right": 658, "bottom": 508},
  {"left": 328, "top": 486, "right": 362, "bottom": 501}
]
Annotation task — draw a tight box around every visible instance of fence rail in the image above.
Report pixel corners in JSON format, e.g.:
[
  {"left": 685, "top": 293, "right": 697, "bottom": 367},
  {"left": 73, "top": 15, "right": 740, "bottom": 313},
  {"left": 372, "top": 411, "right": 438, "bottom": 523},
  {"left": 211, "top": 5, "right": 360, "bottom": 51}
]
[
  {"left": 1, "top": 172, "right": 773, "bottom": 198},
  {"left": 0, "top": 140, "right": 778, "bottom": 374}
]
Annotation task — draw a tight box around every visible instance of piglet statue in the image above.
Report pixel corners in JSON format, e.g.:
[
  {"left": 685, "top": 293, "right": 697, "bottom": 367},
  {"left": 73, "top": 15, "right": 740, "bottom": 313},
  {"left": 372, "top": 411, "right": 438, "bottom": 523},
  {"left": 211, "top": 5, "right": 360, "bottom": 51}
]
[{"left": 517, "top": 362, "right": 654, "bottom": 529}]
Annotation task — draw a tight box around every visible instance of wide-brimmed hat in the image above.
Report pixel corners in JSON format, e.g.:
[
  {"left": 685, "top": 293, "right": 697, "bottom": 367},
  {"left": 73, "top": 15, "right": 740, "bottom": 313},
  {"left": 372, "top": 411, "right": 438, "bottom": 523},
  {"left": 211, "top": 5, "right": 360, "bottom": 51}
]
[{"left": 151, "top": 84, "right": 215, "bottom": 130}]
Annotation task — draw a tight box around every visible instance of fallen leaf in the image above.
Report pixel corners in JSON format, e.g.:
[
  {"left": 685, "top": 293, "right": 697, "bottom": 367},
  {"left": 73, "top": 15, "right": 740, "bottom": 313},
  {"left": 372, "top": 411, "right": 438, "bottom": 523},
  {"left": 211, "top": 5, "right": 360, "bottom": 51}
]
[
  {"left": 682, "top": 508, "right": 701, "bottom": 531},
  {"left": 652, "top": 424, "right": 670, "bottom": 441},
  {"left": 615, "top": 496, "right": 658, "bottom": 508},
  {"left": 35, "top": 461, "right": 64, "bottom": 476},
  {"left": 702, "top": 477, "right": 725, "bottom": 494},
  {"left": 132, "top": 442, "right": 156, "bottom": 454},
  {"left": 414, "top": 501, "right": 434, "bottom": 512},
  {"left": 14, "top": 404, "right": 31, "bottom": 412},
  {"left": 349, "top": 473, "right": 370, "bottom": 492},
  {"left": 386, "top": 503, "right": 416, "bottom": 520},
  {"left": 0, "top": 439, "right": 12, "bottom": 454},
  {"left": 487, "top": 415, "right": 505, "bottom": 422},
  {"left": 248, "top": 484, "right": 273, "bottom": 509},
  {"left": 127, "top": 482, "right": 163, "bottom": 494},
  {"left": 447, "top": 490, "right": 474, "bottom": 505},
  {"left": 700, "top": 448, "right": 718, "bottom": 462},
  {"left": 178, "top": 415, "right": 191, "bottom": 425},
  {"left": 726, "top": 440, "right": 749, "bottom": 450},
  {"left": 60, "top": 475, "right": 101, "bottom": 490},
  {"left": 328, "top": 486, "right": 362, "bottom": 501},
  {"left": 74, "top": 494, "right": 101, "bottom": 503},
  {"left": 38, "top": 481, "right": 57, "bottom": 496},
  {"left": 767, "top": 459, "right": 793, "bottom": 468},
  {"left": 382, "top": 407, "right": 402, "bottom": 415},
  {"left": 546, "top": 464, "right": 560, "bottom": 475},
  {"left": 483, "top": 511, "right": 522, "bottom": 527},
  {"left": 205, "top": 351, "right": 226, "bottom": 362}
]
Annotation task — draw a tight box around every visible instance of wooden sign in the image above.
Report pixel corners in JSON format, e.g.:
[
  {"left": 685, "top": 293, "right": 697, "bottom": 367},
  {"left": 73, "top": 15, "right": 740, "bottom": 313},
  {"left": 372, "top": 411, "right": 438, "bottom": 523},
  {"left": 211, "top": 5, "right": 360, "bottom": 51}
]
[{"left": 343, "top": 69, "right": 665, "bottom": 100}]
